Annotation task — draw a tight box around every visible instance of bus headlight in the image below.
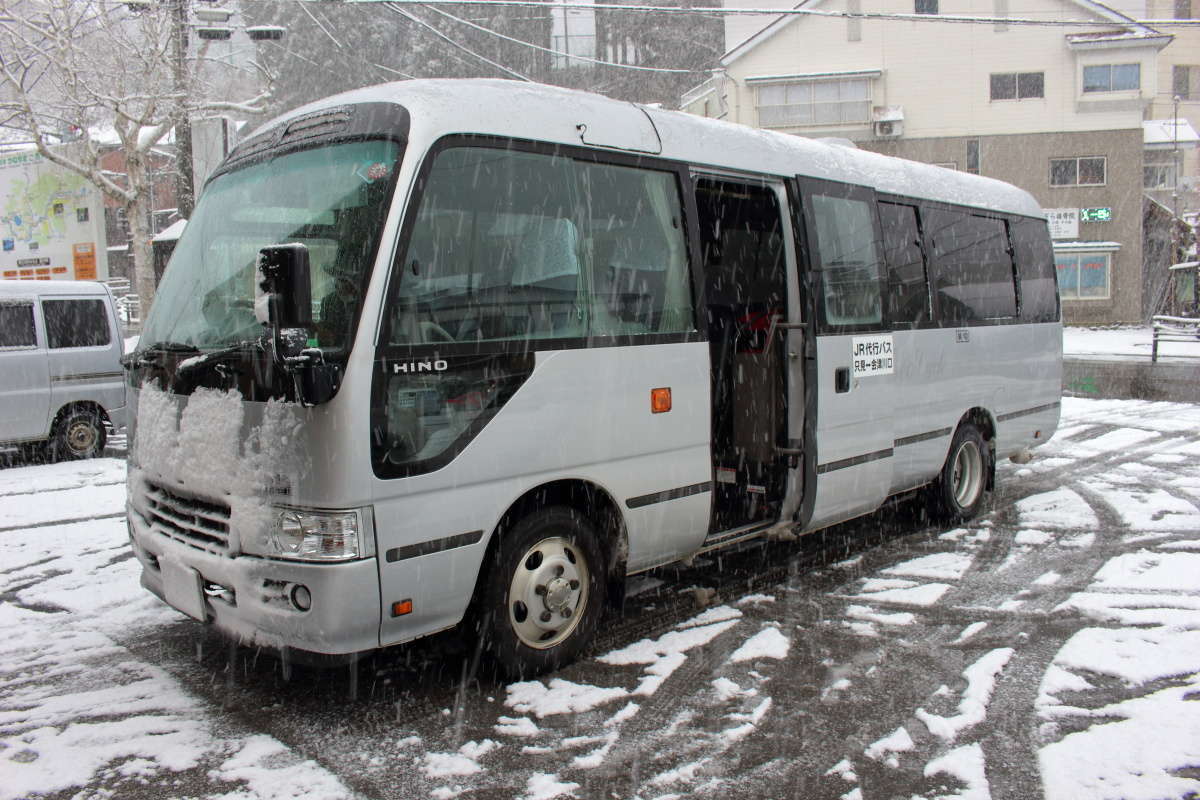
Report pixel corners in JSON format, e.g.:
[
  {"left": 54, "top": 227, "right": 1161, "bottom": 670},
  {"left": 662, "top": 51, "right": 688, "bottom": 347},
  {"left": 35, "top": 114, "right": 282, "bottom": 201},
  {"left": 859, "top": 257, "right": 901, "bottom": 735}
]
[{"left": 265, "top": 507, "right": 374, "bottom": 561}]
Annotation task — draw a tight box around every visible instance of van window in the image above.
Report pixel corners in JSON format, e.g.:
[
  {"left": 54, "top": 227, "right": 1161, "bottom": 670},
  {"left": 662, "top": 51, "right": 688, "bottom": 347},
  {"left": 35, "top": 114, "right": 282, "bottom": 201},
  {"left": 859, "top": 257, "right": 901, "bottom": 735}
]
[
  {"left": 0, "top": 302, "right": 36, "bottom": 348},
  {"left": 1009, "top": 217, "right": 1060, "bottom": 322},
  {"left": 42, "top": 299, "right": 111, "bottom": 349},
  {"left": 879, "top": 201, "right": 930, "bottom": 326},
  {"left": 810, "top": 193, "right": 883, "bottom": 328},
  {"left": 389, "top": 145, "right": 692, "bottom": 344},
  {"left": 925, "top": 209, "right": 1017, "bottom": 322}
]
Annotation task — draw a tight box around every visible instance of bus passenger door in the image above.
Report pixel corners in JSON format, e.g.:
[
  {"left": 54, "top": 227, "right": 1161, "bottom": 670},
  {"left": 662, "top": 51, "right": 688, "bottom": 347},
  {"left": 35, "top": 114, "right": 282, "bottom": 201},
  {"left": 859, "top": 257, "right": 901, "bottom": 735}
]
[
  {"left": 694, "top": 176, "right": 794, "bottom": 538},
  {"left": 796, "top": 177, "right": 895, "bottom": 529}
]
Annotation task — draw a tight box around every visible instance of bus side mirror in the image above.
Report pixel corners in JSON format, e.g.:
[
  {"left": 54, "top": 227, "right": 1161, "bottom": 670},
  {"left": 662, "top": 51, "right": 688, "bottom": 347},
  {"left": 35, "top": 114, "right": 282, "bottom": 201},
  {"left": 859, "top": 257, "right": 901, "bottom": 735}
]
[{"left": 255, "top": 243, "right": 313, "bottom": 329}]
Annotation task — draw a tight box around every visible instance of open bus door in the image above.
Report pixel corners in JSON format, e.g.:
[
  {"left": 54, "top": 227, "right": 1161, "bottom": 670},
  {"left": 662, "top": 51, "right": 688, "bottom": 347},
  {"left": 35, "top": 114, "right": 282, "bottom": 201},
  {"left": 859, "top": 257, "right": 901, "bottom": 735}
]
[
  {"left": 694, "top": 175, "right": 806, "bottom": 546},
  {"left": 795, "top": 176, "right": 895, "bottom": 530}
]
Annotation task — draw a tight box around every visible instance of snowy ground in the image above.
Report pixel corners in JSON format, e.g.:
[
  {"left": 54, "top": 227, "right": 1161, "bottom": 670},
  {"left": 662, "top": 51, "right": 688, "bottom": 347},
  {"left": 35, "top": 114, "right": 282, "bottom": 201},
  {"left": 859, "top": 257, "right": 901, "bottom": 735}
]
[
  {"left": 2, "top": 396, "right": 1199, "bottom": 799},
  {"left": 1063, "top": 325, "right": 1200, "bottom": 361}
]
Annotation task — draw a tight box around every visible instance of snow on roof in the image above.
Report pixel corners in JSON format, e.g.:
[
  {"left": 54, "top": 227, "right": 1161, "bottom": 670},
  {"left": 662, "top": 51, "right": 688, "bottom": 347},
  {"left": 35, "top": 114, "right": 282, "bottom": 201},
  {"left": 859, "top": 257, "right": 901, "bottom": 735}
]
[
  {"left": 153, "top": 218, "right": 188, "bottom": 242},
  {"left": 250, "top": 79, "right": 1046, "bottom": 219},
  {"left": 1052, "top": 240, "right": 1122, "bottom": 250},
  {"left": 1144, "top": 119, "right": 1200, "bottom": 148},
  {"left": 720, "top": 0, "right": 1165, "bottom": 67},
  {"left": 0, "top": 279, "right": 110, "bottom": 297}
]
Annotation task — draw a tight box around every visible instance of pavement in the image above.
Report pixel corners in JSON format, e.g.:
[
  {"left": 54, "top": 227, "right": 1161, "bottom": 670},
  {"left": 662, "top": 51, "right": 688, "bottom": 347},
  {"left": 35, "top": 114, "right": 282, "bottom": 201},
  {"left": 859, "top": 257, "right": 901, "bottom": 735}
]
[
  {"left": 1063, "top": 325, "right": 1200, "bottom": 403},
  {"left": 2, "top": 396, "right": 1199, "bottom": 800}
]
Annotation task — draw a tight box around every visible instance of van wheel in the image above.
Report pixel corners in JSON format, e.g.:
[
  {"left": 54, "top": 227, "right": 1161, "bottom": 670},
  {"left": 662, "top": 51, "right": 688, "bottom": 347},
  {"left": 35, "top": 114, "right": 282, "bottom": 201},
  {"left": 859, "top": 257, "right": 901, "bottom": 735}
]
[
  {"left": 52, "top": 409, "right": 107, "bottom": 461},
  {"left": 480, "top": 507, "right": 605, "bottom": 679},
  {"left": 927, "top": 423, "right": 988, "bottom": 522}
]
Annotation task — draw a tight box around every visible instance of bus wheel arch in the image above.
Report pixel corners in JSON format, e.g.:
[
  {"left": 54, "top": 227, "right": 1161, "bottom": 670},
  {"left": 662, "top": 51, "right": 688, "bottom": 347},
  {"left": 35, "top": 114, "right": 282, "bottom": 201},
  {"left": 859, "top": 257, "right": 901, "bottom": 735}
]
[
  {"left": 472, "top": 480, "right": 627, "bottom": 677},
  {"left": 927, "top": 409, "right": 995, "bottom": 523}
]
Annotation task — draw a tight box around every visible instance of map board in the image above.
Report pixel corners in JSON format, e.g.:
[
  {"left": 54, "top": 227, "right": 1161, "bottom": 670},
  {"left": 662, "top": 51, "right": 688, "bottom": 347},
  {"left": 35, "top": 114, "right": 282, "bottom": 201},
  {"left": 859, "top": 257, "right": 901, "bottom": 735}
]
[{"left": 1, "top": 150, "right": 108, "bottom": 281}]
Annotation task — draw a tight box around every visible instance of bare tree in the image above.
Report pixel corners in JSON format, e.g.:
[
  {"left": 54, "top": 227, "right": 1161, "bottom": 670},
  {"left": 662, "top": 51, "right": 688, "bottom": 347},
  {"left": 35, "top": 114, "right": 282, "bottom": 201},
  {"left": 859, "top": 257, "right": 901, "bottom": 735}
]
[{"left": 0, "top": 0, "right": 273, "bottom": 315}]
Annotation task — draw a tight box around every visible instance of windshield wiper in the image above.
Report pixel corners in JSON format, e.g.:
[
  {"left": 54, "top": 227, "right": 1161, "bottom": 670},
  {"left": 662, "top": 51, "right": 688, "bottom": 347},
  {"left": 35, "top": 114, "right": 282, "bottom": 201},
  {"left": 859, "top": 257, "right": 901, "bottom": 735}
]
[
  {"left": 120, "top": 341, "right": 199, "bottom": 368},
  {"left": 175, "top": 339, "right": 266, "bottom": 376}
]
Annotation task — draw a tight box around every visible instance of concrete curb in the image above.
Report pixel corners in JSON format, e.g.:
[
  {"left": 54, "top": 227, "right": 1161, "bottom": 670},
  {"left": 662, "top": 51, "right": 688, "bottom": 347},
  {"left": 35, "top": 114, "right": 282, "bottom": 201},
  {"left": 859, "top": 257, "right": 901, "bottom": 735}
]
[{"left": 1063, "top": 356, "right": 1200, "bottom": 403}]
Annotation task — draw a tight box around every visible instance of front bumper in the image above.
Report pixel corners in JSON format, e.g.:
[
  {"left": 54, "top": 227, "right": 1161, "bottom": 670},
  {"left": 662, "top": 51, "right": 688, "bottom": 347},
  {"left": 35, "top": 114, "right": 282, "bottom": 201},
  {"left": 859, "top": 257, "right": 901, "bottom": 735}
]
[{"left": 128, "top": 505, "right": 382, "bottom": 656}]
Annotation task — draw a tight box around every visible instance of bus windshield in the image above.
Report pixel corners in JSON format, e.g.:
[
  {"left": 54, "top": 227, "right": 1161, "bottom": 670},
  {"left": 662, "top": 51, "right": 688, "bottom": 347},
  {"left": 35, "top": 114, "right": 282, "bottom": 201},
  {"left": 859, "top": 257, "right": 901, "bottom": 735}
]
[{"left": 139, "top": 139, "right": 400, "bottom": 355}]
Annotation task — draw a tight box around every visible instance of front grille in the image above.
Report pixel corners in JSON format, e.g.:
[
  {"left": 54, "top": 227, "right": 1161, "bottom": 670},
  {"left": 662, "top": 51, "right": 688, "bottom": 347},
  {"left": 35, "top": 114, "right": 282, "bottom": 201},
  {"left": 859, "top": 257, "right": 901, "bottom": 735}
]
[{"left": 143, "top": 480, "right": 232, "bottom": 555}]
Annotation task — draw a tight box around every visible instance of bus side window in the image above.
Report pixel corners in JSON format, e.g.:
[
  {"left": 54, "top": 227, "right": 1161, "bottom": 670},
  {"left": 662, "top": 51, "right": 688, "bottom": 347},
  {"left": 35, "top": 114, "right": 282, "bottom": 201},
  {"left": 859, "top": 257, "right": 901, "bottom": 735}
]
[
  {"left": 1009, "top": 217, "right": 1060, "bottom": 323},
  {"left": 879, "top": 201, "right": 930, "bottom": 326},
  {"left": 809, "top": 193, "right": 883, "bottom": 329},
  {"left": 924, "top": 209, "right": 1017, "bottom": 323}
]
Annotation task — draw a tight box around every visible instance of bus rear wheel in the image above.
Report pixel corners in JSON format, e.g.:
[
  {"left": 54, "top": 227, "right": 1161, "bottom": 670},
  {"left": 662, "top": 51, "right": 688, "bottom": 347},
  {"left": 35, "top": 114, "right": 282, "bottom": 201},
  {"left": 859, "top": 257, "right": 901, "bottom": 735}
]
[
  {"left": 927, "top": 423, "right": 988, "bottom": 522},
  {"left": 480, "top": 506, "right": 605, "bottom": 679}
]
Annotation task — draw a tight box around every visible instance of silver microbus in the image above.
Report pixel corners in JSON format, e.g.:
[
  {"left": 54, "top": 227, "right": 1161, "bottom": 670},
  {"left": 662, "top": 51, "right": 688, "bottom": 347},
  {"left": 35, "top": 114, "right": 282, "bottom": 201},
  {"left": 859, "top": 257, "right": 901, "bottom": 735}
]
[
  {"left": 1, "top": 279, "right": 125, "bottom": 459},
  {"left": 124, "top": 80, "right": 1061, "bottom": 676}
]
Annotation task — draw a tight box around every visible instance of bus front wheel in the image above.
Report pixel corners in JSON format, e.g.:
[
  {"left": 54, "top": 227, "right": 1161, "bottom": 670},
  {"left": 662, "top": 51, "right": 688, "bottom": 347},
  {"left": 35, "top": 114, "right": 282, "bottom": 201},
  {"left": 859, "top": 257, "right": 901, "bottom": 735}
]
[
  {"left": 480, "top": 506, "right": 605, "bottom": 679},
  {"left": 927, "top": 423, "right": 989, "bottom": 522}
]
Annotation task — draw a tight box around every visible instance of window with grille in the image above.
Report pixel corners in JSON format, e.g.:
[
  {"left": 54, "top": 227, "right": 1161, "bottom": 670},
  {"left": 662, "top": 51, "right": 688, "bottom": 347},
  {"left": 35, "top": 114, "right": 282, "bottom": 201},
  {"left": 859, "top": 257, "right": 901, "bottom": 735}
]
[
  {"left": 756, "top": 77, "right": 872, "bottom": 128},
  {"left": 1050, "top": 156, "right": 1106, "bottom": 187}
]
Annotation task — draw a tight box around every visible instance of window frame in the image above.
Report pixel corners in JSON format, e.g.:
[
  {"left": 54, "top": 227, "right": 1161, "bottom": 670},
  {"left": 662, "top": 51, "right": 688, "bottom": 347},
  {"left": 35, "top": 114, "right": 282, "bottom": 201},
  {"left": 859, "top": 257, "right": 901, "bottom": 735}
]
[
  {"left": 1174, "top": 65, "right": 1197, "bottom": 100},
  {"left": 798, "top": 176, "right": 888, "bottom": 335},
  {"left": 1081, "top": 62, "right": 1141, "bottom": 94},
  {"left": 755, "top": 76, "right": 874, "bottom": 129},
  {"left": 1049, "top": 156, "right": 1107, "bottom": 187},
  {"left": 0, "top": 300, "right": 38, "bottom": 350},
  {"left": 376, "top": 134, "right": 705, "bottom": 360},
  {"left": 922, "top": 208, "right": 1020, "bottom": 323},
  {"left": 40, "top": 297, "right": 112, "bottom": 349},
  {"left": 1054, "top": 250, "right": 1112, "bottom": 300},
  {"left": 989, "top": 71, "right": 1045, "bottom": 101},
  {"left": 877, "top": 200, "right": 932, "bottom": 329}
]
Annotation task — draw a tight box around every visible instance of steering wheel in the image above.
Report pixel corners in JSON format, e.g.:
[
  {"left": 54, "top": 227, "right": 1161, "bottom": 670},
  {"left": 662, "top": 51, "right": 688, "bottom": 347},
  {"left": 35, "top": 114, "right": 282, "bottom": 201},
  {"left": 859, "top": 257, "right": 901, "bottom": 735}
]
[{"left": 420, "top": 320, "right": 455, "bottom": 343}]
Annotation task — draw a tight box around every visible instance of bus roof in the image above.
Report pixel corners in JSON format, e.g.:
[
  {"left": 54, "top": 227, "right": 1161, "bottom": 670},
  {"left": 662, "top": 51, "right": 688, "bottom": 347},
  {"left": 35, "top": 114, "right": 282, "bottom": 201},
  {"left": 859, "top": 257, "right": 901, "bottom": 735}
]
[{"left": 249, "top": 79, "right": 1046, "bottom": 220}]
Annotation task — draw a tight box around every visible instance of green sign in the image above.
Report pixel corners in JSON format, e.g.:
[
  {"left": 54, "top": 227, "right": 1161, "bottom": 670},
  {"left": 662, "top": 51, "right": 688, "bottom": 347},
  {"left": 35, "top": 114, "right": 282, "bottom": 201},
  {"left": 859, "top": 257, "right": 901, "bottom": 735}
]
[{"left": 1080, "top": 207, "right": 1112, "bottom": 222}]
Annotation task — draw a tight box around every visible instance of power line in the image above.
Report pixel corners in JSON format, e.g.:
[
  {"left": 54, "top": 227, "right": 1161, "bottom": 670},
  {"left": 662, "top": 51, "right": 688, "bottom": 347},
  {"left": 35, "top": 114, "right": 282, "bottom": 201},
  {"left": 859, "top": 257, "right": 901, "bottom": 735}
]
[
  {"left": 327, "top": 0, "right": 1200, "bottom": 28},
  {"left": 421, "top": 3, "right": 702, "bottom": 73},
  {"left": 383, "top": 3, "right": 534, "bottom": 80}
]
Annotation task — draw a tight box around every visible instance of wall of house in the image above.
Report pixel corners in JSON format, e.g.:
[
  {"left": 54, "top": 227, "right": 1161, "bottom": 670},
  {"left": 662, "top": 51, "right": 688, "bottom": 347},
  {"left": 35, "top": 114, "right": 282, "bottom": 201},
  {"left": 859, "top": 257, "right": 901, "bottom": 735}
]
[
  {"left": 1147, "top": 0, "right": 1200, "bottom": 218},
  {"left": 719, "top": 0, "right": 1158, "bottom": 141}
]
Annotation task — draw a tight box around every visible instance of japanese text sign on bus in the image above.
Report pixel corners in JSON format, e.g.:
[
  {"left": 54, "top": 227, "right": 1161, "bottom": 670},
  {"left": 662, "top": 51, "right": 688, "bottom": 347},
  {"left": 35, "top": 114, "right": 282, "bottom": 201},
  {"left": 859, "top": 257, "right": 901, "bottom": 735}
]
[{"left": 852, "top": 334, "right": 894, "bottom": 377}]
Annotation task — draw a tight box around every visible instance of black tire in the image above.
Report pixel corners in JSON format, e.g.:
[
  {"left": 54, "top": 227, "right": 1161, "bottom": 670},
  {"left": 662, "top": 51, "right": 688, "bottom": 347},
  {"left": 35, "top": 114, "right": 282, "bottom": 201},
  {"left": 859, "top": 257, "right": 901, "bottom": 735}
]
[
  {"left": 478, "top": 506, "right": 606, "bottom": 680},
  {"left": 927, "top": 423, "right": 989, "bottom": 523},
  {"left": 51, "top": 409, "right": 107, "bottom": 461}
]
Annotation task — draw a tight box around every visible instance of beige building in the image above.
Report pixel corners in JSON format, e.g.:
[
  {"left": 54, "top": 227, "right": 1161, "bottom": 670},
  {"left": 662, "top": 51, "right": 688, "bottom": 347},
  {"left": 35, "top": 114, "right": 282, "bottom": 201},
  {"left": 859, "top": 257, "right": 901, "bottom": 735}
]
[{"left": 681, "top": 0, "right": 1199, "bottom": 324}]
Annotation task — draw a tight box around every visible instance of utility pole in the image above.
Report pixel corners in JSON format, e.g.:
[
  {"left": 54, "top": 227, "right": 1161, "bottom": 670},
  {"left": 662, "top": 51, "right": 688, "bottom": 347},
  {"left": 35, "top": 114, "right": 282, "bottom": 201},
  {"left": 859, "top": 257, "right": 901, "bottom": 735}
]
[{"left": 173, "top": 0, "right": 195, "bottom": 220}]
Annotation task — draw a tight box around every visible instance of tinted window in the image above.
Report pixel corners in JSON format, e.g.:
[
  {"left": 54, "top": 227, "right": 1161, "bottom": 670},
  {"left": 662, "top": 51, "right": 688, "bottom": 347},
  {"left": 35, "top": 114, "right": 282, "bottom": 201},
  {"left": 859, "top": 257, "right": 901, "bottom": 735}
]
[
  {"left": 1010, "top": 217, "right": 1060, "bottom": 322},
  {"left": 879, "top": 202, "right": 930, "bottom": 326},
  {"left": 0, "top": 302, "right": 36, "bottom": 347},
  {"left": 388, "top": 147, "right": 693, "bottom": 345},
  {"left": 42, "top": 298, "right": 111, "bottom": 349},
  {"left": 810, "top": 193, "right": 883, "bottom": 328},
  {"left": 925, "top": 210, "right": 1017, "bottom": 322}
]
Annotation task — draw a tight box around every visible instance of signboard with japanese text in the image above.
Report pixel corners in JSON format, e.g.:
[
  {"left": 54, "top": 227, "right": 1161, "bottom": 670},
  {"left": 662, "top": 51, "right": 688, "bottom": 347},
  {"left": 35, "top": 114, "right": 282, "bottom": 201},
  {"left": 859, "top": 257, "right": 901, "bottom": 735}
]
[
  {"left": 0, "top": 150, "right": 108, "bottom": 281},
  {"left": 1044, "top": 208, "right": 1079, "bottom": 239},
  {"left": 851, "top": 334, "right": 894, "bottom": 378}
]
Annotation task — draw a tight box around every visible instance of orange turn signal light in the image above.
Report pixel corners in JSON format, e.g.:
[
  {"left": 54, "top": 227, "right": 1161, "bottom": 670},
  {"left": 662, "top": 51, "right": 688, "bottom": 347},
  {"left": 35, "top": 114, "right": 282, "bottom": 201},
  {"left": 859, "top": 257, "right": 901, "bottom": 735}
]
[
  {"left": 651, "top": 387, "right": 672, "bottom": 414},
  {"left": 391, "top": 599, "right": 413, "bottom": 617}
]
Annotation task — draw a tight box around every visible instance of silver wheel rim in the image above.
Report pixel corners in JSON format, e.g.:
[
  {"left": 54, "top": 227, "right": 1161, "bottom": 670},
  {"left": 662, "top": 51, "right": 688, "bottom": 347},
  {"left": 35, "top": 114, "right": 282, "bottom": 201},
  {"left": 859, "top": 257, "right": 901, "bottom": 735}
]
[
  {"left": 951, "top": 440, "right": 983, "bottom": 508},
  {"left": 66, "top": 420, "right": 98, "bottom": 455},
  {"left": 507, "top": 536, "right": 589, "bottom": 650}
]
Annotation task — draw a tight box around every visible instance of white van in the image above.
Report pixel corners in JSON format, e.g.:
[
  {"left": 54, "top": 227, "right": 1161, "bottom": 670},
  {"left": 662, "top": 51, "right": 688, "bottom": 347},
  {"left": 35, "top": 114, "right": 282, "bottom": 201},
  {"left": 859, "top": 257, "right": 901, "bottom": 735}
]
[{"left": 0, "top": 280, "right": 126, "bottom": 459}]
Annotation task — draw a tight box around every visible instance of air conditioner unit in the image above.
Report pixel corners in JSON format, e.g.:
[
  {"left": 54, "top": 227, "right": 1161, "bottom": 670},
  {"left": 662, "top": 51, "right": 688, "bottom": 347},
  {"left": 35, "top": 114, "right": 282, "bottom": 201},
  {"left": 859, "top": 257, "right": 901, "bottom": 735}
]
[{"left": 875, "top": 120, "right": 903, "bottom": 138}]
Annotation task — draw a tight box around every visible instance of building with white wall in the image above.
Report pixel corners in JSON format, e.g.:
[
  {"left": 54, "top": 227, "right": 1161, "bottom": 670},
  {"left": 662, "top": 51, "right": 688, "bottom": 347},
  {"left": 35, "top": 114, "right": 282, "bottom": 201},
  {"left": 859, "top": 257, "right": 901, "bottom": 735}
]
[{"left": 682, "top": 0, "right": 1199, "bottom": 323}]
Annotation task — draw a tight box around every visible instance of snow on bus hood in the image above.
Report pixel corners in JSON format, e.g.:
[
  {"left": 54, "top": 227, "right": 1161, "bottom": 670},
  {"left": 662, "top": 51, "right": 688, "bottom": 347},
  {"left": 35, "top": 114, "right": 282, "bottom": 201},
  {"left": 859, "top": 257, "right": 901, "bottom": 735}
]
[{"left": 131, "top": 383, "right": 310, "bottom": 552}]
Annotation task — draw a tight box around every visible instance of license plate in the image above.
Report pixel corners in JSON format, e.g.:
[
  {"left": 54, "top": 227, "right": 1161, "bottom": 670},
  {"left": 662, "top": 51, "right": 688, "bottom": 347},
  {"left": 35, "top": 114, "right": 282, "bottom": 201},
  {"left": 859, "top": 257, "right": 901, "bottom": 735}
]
[{"left": 161, "top": 557, "right": 207, "bottom": 621}]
